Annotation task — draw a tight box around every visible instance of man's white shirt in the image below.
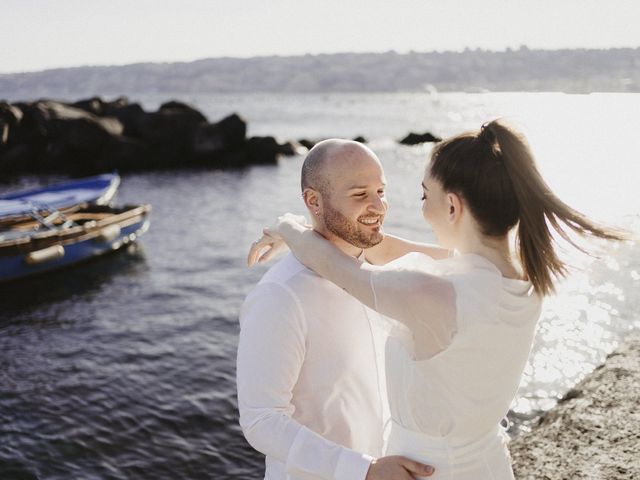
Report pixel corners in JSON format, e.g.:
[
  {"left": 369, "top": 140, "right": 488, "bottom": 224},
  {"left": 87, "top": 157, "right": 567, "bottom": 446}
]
[{"left": 237, "top": 253, "right": 388, "bottom": 480}]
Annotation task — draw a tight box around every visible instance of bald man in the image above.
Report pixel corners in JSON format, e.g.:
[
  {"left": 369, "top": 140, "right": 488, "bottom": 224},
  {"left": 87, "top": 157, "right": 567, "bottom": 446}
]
[{"left": 237, "top": 140, "right": 433, "bottom": 480}]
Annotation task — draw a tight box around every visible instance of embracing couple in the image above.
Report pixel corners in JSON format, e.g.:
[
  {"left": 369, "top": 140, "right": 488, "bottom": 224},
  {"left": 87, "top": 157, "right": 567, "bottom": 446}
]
[{"left": 237, "top": 120, "right": 621, "bottom": 479}]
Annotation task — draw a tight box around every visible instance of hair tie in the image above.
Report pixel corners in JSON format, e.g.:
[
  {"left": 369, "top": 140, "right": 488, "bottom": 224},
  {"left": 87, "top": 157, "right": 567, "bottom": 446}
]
[{"left": 480, "top": 121, "right": 496, "bottom": 144}]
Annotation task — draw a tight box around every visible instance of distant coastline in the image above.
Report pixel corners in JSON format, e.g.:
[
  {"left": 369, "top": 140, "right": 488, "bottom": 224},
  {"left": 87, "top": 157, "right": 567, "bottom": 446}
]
[{"left": 1, "top": 47, "right": 638, "bottom": 100}]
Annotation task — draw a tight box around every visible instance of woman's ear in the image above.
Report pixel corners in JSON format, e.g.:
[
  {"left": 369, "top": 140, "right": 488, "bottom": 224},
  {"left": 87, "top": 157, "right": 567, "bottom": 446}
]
[{"left": 447, "top": 192, "right": 463, "bottom": 224}]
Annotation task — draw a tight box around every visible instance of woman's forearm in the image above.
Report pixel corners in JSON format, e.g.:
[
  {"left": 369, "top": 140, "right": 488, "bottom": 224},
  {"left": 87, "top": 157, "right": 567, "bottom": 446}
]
[
  {"left": 286, "top": 228, "right": 378, "bottom": 310},
  {"left": 365, "top": 233, "right": 451, "bottom": 265}
]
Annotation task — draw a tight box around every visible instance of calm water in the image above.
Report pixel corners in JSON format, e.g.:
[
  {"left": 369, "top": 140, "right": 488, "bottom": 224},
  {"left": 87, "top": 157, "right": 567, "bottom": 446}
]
[{"left": 1, "top": 92, "right": 639, "bottom": 479}]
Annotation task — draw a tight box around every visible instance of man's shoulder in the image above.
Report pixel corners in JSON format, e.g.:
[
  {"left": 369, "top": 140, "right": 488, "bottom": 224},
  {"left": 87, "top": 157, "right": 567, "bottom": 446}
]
[
  {"left": 258, "top": 252, "right": 308, "bottom": 286},
  {"left": 242, "top": 254, "right": 312, "bottom": 305},
  {"left": 239, "top": 255, "right": 312, "bottom": 329}
]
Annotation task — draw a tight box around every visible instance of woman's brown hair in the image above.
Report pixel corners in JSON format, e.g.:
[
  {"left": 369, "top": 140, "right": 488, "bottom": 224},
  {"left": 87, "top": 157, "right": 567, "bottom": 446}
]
[{"left": 429, "top": 118, "right": 625, "bottom": 295}]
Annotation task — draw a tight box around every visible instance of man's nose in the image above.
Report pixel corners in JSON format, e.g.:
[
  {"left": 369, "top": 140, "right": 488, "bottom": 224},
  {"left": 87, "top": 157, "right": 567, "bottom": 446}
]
[{"left": 369, "top": 195, "right": 387, "bottom": 213}]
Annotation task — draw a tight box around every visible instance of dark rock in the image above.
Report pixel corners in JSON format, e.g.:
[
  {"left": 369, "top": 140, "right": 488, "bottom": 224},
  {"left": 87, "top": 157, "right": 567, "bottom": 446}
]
[
  {"left": 353, "top": 136, "right": 367, "bottom": 143},
  {"left": 53, "top": 115, "right": 123, "bottom": 150},
  {"left": 72, "top": 97, "right": 104, "bottom": 116},
  {"left": 134, "top": 110, "right": 200, "bottom": 146},
  {"left": 159, "top": 101, "right": 207, "bottom": 123},
  {"left": 0, "top": 122, "right": 7, "bottom": 147},
  {"left": 277, "top": 141, "right": 298, "bottom": 156},
  {"left": 0, "top": 102, "right": 24, "bottom": 149},
  {"left": 399, "top": 131, "right": 442, "bottom": 145},
  {"left": 558, "top": 388, "right": 582, "bottom": 404},
  {"left": 1, "top": 100, "right": 125, "bottom": 173},
  {"left": 97, "top": 136, "right": 152, "bottom": 173},
  {"left": 0, "top": 144, "right": 39, "bottom": 174},
  {"left": 105, "top": 103, "right": 145, "bottom": 137},
  {"left": 209, "top": 136, "right": 279, "bottom": 169},
  {"left": 299, "top": 138, "right": 316, "bottom": 150},
  {"left": 11, "top": 101, "right": 52, "bottom": 146},
  {"left": 41, "top": 102, "right": 124, "bottom": 172},
  {"left": 244, "top": 136, "right": 280, "bottom": 165},
  {"left": 72, "top": 96, "right": 129, "bottom": 117},
  {"left": 191, "top": 113, "right": 246, "bottom": 155},
  {"left": 0, "top": 98, "right": 281, "bottom": 174}
]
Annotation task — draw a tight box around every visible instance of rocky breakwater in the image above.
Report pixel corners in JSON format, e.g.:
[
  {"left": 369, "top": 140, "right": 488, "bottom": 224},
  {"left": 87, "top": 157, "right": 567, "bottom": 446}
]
[
  {"left": 511, "top": 334, "right": 640, "bottom": 480},
  {"left": 0, "top": 97, "right": 292, "bottom": 175}
]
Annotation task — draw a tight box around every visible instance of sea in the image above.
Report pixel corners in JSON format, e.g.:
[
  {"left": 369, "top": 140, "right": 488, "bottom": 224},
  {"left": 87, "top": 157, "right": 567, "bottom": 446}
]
[{"left": 1, "top": 92, "right": 639, "bottom": 479}]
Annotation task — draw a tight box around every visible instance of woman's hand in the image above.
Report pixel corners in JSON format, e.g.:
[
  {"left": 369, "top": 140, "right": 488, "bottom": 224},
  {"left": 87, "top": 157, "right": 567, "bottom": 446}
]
[
  {"left": 247, "top": 214, "right": 310, "bottom": 267},
  {"left": 273, "top": 213, "right": 309, "bottom": 237}
]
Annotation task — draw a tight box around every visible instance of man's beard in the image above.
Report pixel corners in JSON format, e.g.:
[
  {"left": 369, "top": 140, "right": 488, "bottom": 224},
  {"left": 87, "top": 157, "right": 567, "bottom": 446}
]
[{"left": 322, "top": 201, "right": 384, "bottom": 249}]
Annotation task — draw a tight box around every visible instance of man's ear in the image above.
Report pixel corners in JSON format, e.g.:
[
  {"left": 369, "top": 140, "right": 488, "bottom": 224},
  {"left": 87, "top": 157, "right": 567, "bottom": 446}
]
[
  {"left": 447, "top": 192, "right": 463, "bottom": 224},
  {"left": 303, "top": 188, "right": 322, "bottom": 214}
]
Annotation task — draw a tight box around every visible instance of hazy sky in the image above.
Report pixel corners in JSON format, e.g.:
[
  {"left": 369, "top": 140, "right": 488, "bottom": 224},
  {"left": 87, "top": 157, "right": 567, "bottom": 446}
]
[{"left": 2, "top": 0, "right": 639, "bottom": 73}]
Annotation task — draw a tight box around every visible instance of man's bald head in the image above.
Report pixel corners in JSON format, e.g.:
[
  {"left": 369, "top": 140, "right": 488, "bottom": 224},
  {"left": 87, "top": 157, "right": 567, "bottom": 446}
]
[{"left": 300, "top": 139, "right": 377, "bottom": 197}]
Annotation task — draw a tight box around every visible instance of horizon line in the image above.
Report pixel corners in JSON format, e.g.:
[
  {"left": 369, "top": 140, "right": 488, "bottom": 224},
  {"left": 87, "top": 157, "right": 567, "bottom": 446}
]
[{"left": 2, "top": 45, "right": 639, "bottom": 76}]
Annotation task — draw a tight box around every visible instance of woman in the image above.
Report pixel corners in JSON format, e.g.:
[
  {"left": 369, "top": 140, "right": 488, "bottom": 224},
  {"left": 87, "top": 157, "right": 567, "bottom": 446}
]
[{"left": 249, "top": 119, "right": 624, "bottom": 479}]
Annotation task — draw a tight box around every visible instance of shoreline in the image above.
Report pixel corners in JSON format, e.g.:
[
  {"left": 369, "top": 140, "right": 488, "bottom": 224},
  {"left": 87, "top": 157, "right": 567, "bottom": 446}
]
[{"left": 510, "top": 334, "right": 640, "bottom": 479}]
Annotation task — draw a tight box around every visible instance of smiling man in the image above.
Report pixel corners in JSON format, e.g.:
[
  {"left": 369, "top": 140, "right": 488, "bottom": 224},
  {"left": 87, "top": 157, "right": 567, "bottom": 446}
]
[{"left": 237, "top": 139, "right": 433, "bottom": 480}]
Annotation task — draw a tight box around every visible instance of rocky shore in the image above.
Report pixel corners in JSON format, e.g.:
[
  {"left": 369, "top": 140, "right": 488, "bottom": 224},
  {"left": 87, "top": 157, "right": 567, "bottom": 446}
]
[
  {"left": 511, "top": 334, "right": 640, "bottom": 480},
  {"left": 0, "top": 97, "right": 296, "bottom": 175},
  {"left": 0, "top": 96, "right": 443, "bottom": 176}
]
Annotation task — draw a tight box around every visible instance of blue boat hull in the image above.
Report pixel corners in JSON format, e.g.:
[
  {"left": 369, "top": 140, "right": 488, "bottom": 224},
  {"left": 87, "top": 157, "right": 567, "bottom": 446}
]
[
  {"left": 0, "top": 211, "right": 149, "bottom": 282},
  {"left": 0, "top": 173, "right": 120, "bottom": 218}
]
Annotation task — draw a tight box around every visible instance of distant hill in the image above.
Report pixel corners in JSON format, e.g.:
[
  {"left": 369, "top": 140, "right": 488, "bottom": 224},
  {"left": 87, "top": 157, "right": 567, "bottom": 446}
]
[{"left": 1, "top": 47, "right": 638, "bottom": 100}]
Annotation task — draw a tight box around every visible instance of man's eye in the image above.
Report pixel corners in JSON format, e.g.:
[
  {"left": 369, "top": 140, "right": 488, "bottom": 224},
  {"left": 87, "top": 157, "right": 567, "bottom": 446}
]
[
  {"left": 354, "top": 192, "right": 366, "bottom": 197},
  {"left": 421, "top": 194, "right": 426, "bottom": 201}
]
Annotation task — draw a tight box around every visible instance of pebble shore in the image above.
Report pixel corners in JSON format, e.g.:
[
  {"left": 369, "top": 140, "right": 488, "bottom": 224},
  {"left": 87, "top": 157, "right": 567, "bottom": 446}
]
[{"left": 510, "top": 334, "right": 640, "bottom": 480}]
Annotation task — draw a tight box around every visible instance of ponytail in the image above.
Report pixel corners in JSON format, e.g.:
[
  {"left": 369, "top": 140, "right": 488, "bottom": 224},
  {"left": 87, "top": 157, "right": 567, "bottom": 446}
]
[{"left": 430, "top": 119, "right": 625, "bottom": 295}]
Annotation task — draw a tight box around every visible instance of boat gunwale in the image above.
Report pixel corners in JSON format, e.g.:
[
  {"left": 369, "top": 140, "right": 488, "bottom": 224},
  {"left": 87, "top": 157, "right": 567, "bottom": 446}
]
[{"left": 0, "top": 204, "right": 151, "bottom": 256}]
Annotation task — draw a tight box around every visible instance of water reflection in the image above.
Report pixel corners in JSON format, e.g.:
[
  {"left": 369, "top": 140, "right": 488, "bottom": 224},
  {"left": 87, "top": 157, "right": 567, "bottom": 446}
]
[
  {"left": 0, "top": 244, "right": 149, "bottom": 320},
  {"left": 515, "top": 234, "right": 640, "bottom": 415}
]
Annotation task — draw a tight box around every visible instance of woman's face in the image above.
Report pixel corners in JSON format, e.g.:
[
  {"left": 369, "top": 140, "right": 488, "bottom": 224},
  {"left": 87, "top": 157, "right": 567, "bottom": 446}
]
[{"left": 421, "top": 168, "right": 455, "bottom": 248}]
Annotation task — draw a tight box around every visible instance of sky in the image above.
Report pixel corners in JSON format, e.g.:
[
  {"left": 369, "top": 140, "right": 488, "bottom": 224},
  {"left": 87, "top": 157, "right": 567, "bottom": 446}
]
[{"left": 2, "top": 0, "right": 640, "bottom": 74}]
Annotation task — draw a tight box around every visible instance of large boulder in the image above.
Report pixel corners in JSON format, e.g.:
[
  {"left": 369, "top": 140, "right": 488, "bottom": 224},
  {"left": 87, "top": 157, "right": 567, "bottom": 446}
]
[
  {"left": 0, "top": 144, "right": 40, "bottom": 174},
  {"left": 134, "top": 108, "right": 206, "bottom": 146},
  {"left": 298, "top": 138, "right": 317, "bottom": 150},
  {"left": 96, "top": 135, "right": 152, "bottom": 173},
  {"left": 399, "top": 131, "right": 442, "bottom": 145},
  {"left": 72, "top": 96, "right": 130, "bottom": 116},
  {"left": 0, "top": 102, "right": 23, "bottom": 147},
  {"left": 191, "top": 113, "right": 247, "bottom": 155},
  {"left": 103, "top": 103, "right": 145, "bottom": 137},
  {"left": 208, "top": 136, "right": 279, "bottom": 168},
  {"left": 2, "top": 100, "right": 124, "bottom": 172},
  {"left": 159, "top": 100, "right": 207, "bottom": 122},
  {"left": 244, "top": 136, "right": 280, "bottom": 165}
]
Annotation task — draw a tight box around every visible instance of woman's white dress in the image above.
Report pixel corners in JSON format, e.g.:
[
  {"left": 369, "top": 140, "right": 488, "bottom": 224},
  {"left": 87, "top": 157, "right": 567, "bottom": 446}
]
[{"left": 369, "top": 253, "right": 542, "bottom": 479}]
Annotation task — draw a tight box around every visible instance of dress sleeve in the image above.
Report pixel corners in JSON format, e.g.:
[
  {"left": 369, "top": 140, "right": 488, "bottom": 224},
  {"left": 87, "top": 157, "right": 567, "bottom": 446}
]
[
  {"left": 369, "top": 253, "right": 458, "bottom": 360},
  {"left": 237, "top": 281, "right": 373, "bottom": 480}
]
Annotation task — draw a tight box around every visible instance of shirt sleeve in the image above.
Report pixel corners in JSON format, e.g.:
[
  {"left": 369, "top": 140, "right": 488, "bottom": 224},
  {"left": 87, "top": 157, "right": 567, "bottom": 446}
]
[
  {"left": 237, "top": 281, "right": 374, "bottom": 480},
  {"left": 369, "top": 253, "right": 458, "bottom": 360}
]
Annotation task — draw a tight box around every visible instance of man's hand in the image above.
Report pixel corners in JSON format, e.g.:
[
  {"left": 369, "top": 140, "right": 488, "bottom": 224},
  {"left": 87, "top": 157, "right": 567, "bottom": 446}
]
[{"left": 366, "top": 455, "right": 434, "bottom": 480}]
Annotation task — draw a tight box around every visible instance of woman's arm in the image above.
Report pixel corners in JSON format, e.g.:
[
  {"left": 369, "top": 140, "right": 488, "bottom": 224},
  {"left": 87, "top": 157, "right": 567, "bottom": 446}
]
[
  {"left": 246, "top": 218, "right": 450, "bottom": 268},
  {"left": 364, "top": 234, "right": 451, "bottom": 265},
  {"left": 276, "top": 219, "right": 378, "bottom": 310},
  {"left": 253, "top": 215, "right": 457, "bottom": 359}
]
